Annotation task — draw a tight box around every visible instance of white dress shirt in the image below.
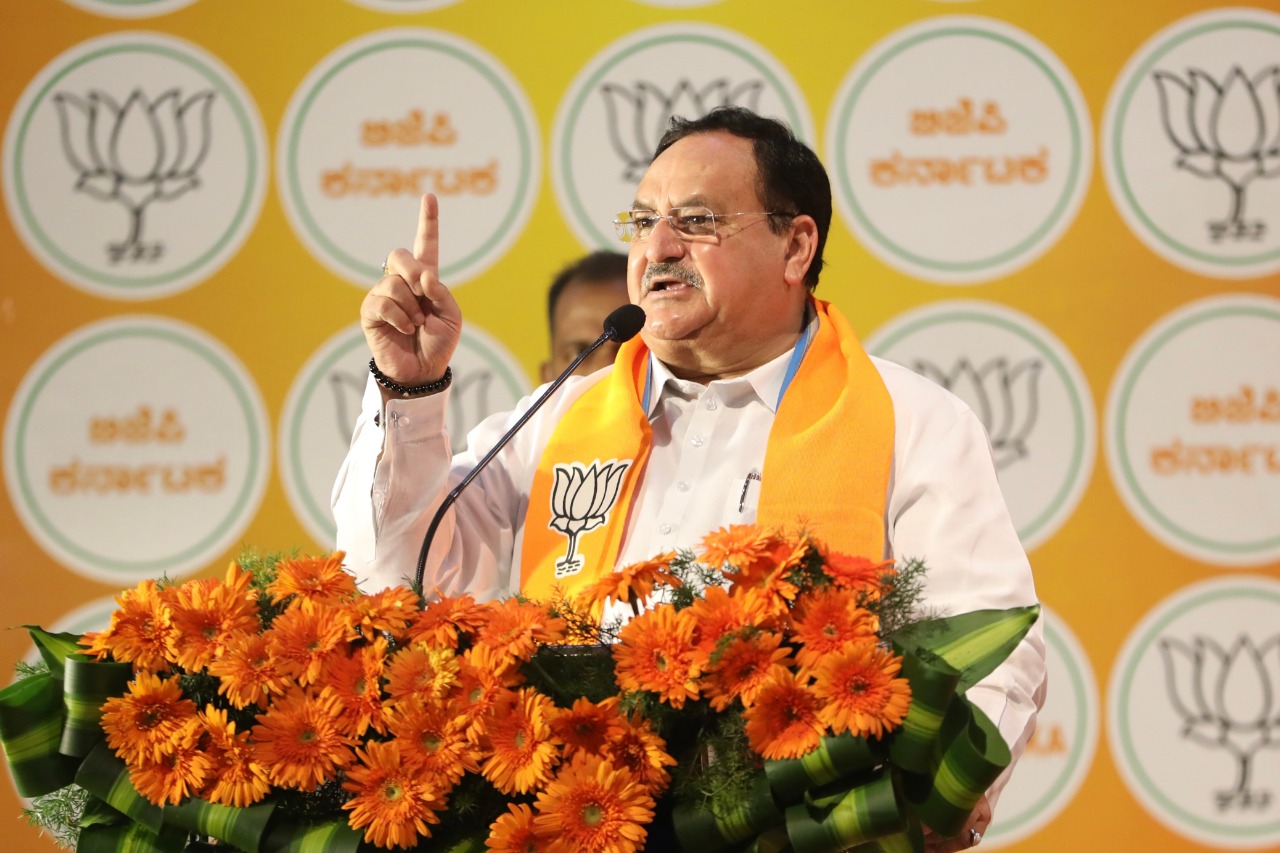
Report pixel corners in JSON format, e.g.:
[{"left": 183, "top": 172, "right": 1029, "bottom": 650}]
[{"left": 331, "top": 344, "right": 1046, "bottom": 810}]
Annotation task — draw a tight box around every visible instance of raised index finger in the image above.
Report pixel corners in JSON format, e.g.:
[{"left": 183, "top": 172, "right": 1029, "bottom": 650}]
[{"left": 413, "top": 193, "right": 439, "bottom": 274}]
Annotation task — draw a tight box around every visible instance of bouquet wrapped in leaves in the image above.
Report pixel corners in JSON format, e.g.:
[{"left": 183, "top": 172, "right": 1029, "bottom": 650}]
[{"left": 0, "top": 523, "right": 1037, "bottom": 853}]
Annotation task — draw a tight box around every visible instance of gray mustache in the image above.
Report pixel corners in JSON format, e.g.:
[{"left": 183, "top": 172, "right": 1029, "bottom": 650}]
[{"left": 643, "top": 263, "right": 703, "bottom": 290}]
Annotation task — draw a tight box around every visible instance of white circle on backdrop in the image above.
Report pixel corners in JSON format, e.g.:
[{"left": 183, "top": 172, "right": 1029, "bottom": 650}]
[
  {"left": 2, "top": 31, "right": 266, "bottom": 299},
  {"left": 1105, "top": 294, "right": 1280, "bottom": 565},
  {"left": 277, "top": 28, "right": 540, "bottom": 288},
  {"left": 279, "top": 322, "right": 531, "bottom": 547},
  {"left": 826, "top": 16, "right": 1091, "bottom": 284},
  {"left": 979, "top": 606, "right": 1099, "bottom": 847},
  {"left": 865, "top": 301, "right": 1095, "bottom": 551},
  {"left": 3, "top": 316, "right": 270, "bottom": 582},
  {"left": 60, "top": 0, "right": 198, "bottom": 17},
  {"left": 1108, "top": 576, "right": 1280, "bottom": 849},
  {"left": 552, "top": 22, "right": 813, "bottom": 250},
  {"left": 1102, "top": 8, "right": 1280, "bottom": 279}
]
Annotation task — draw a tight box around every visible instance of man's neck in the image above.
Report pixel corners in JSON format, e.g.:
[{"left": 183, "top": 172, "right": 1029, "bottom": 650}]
[{"left": 651, "top": 328, "right": 804, "bottom": 384}]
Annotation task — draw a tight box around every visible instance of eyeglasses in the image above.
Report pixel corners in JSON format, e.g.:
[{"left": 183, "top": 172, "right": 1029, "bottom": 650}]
[{"left": 612, "top": 206, "right": 795, "bottom": 243}]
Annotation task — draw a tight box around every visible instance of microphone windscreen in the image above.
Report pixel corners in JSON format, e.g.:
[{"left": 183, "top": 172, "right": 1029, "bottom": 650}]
[{"left": 604, "top": 304, "right": 646, "bottom": 342}]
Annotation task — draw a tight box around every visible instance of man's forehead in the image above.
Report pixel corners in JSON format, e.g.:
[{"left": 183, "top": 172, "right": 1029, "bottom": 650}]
[{"left": 633, "top": 131, "right": 758, "bottom": 210}]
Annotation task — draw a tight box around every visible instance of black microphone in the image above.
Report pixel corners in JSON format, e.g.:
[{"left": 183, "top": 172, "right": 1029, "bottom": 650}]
[{"left": 413, "top": 304, "right": 646, "bottom": 591}]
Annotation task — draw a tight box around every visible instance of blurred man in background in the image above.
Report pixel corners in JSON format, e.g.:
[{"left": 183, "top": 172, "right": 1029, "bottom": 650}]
[{"left": 540, "top": 250, "right": 630, "bottom": 382}]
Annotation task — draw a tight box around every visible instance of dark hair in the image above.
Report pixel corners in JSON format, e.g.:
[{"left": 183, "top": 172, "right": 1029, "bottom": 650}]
[
  {"left": 546, "top": 250, "right": 629, "bottom": 332},
  {"left": 653, "top": 106, "right": 831, "bottom": 290}
]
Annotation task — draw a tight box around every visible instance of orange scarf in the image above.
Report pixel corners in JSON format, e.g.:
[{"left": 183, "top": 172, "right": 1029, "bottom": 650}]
[{"left": 519, "top": 299, "right": 894, "bottom": 601}]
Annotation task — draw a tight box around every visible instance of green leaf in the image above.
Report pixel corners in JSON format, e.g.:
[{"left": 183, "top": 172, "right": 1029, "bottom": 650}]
[
  {"left": 77, "top": 822, "right": 189, "bottom": 853},
  {"left": 0, "top": 671, "right": 78, "bottom": 796},
  {"left": 24, "top": 627, "right": 92, "bottom": 676},
  {"left": 61, "top": 657, "right": 133, "bottom": 757},
  {"left": 75, "top": 741, "right": 164, "bottom": 833},
  {"left": 886, "top": 605, "right": 1039, "bottom": 692},
  {"left": 165, "top": 796, "right": 277, "bottom": 853}
]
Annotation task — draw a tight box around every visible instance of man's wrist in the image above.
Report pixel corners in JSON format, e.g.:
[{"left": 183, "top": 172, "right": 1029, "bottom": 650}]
[{"left": 369, "top": 359, "right": 452, "bottom": 397}]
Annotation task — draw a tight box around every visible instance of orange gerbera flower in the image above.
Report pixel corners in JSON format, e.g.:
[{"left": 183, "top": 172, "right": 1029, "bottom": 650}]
[
  {"left": 320, "top": 636, "right": 389, "bottom": 737},
  {"left": 699, "top": 524, "right": 772, "bottom": 569},
  {"left": 700, "top": 629, "right": 792, "bottom": 711},
  {"left": 811, "top": 641, "right": 912, "bottom": 741},
  {"left": 582, "top": 552, "right": 681, "bottom": 612},
  {"left": 601, "top": 714, "right": 676, "bottom": 797},
  {"left": 686, "top": 585, "right": 769, "bottom": 666},
  {"left": 532, "top": 755, "right": 655, "bottom": 853},
  {"left": 612, "top": 606, "right": 700, "bottom": 709},
  {"left": 266, "top": 552, "right": 359, "bottom": 607},
  {"left": 252, "top": 686, "right": 356, "bottom": 791},
  {"left": 265, "top": 601, "right": 350, "bottom": 686},
  {"left": 101, "top": 670, "right": 198, "bottom": 764},
  {"left": 345, "top": 585, "right": 420, "bottom": 643},
  {"left": 128, "top": 718, "right": 214, "bottom": 806},
  {"left": 207, "top": 631, "right": 286, "bottom": 710},
  {"left": 742, "top": 666, "right": 825, "bottom": 760},
  {"left": 475, "top": 599, "right": 567, "bottom": 670},
  {"left": 452, "top": 644, "right": 520, "bottom": 743},
  {"left": 723, "top": 534, "right": 809, "bottom": 619},
  {"left": 789, "top": 586, "right": 879, "bottom": 673},
  {"left": 550, "top": 697, "right": 623, "bottom": 757},
  {"left": 821, "top": 551, "right": 894, "bottom": 600},
  {"left": 385, "top": 643, "right": 460, "bottom": 706},
  {"left": 407, "top": 592, "right": 488, "bottom": 648},
  {"left": 387, "top": 697, "right": 478, "bottom": 789},
  {"left": 479, "top": 688, "right": 561, "bottom": 795},
  {"left": 165, "top": 565, "right": 259, "bottom": 672},
  {"left": 488, "top": 802, "right": 540, "bottom": 853},
  {"left": 199, "top": 705, "right": 271, "bottom": 807},
  {"left": 343, "top": 740, "right": 447, "bottom": 850},
  {"left": 82, "top": 579, "right": 177, "bottom": 671}
]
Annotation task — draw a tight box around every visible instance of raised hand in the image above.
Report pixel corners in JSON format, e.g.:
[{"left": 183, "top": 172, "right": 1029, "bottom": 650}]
[{"left": 360, "top": 193, "right": 462, "bottom": 390}]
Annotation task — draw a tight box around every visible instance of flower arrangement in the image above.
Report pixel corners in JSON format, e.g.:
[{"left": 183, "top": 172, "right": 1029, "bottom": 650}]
[{"left": 1, "top": 524, "right": 1037, "bottom": 853}]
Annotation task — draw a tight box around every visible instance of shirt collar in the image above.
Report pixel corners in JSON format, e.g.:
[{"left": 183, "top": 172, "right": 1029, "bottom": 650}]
[{"left": 642, "top": 311, "right": 818, "bottom": 418}]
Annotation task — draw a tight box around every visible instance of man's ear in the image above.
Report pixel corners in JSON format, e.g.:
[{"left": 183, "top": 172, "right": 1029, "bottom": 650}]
[
  {"left": 783, "top": 215, "right": 819, "bottom": 287},
  {"left": 539, "top": 360, "right": 554, "bottom": 384}
]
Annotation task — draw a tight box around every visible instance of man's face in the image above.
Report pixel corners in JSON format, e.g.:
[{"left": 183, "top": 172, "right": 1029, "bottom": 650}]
[
  {"left": 541, "top": 275, "right": 631, "bottom": 382},
  {"left": 627, "top": 130, "right": 805, "bottom": 372}
]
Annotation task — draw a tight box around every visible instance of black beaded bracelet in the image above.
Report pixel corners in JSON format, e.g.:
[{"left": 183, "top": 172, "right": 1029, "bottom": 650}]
[{"left": 369, "top": 359, "right": 452, "bottom": 397}]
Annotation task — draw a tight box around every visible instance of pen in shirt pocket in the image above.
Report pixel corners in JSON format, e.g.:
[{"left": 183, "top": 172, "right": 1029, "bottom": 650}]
[{"left": 738, "top": 468, "right": 762, "bottom": 514}]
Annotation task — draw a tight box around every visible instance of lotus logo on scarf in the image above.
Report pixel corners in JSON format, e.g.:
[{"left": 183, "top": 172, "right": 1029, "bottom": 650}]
[
  {"left": 52, "top": 87, "right": 216, "bottom": 264},
  {"left": 1159, "top": 633, "right": 1280, "bottom": 809},
  {"left": 600, "top": 78, "right": 764, "bottom": 182},
  {"left": 1152, "top": 65, "right": 1280, "bottom": 243},
  {"left": 548, "top": 459, "right": 631, "bottom": 578}
]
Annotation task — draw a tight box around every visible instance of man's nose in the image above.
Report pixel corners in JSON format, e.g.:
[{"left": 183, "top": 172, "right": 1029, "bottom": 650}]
[{"left": 644, "top": 217, "right": 687, "bottom": 263}]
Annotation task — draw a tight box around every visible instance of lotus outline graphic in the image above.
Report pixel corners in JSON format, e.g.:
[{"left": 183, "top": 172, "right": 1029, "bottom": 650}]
[
  {"left": 1159, "top": 633, "right": 1280, "bottom": 810},
  {"left": 600, "top": 78, "right": 765, "bottom": 182},
  {"left": 548, "top": 459, "right": 631, "bottom": 578},
  {"left": 1152, "top": 65, "right": 1280, "bottom": 243},
  {"left": 912, "top": 357, "right": 1043, "bottom": 469},
  {"left": 52, "top": 87, "right": 216, "bottom": 264}
]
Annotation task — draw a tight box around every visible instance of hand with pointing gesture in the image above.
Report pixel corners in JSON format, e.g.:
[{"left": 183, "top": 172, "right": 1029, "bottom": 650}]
[{"left": 361, "top": 193, "right": 462, "bottom": 396}]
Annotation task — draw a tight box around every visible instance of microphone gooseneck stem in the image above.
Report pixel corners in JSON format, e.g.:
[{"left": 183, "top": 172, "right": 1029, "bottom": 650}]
[{"left": 413, "top": 306, "right": 644, "bottom": 593}]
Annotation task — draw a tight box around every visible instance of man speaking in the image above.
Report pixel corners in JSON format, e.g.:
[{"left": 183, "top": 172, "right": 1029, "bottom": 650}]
[{"left": 333, "top": 107, "right": 1045, "bottom": 850}]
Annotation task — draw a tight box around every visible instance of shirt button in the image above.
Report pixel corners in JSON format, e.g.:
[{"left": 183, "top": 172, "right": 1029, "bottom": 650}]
[
  {"left": 705, "top": 398, "right": 718, "bottom": 411},
  {"left": 690, "top": 435, "right": 704, "bottom": 447},
  {"left": 659, "top": 523, "right": 673, "bottom": 535},
  {"left": 676, "top": 481, "right": 690, "bottom": 492}
]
